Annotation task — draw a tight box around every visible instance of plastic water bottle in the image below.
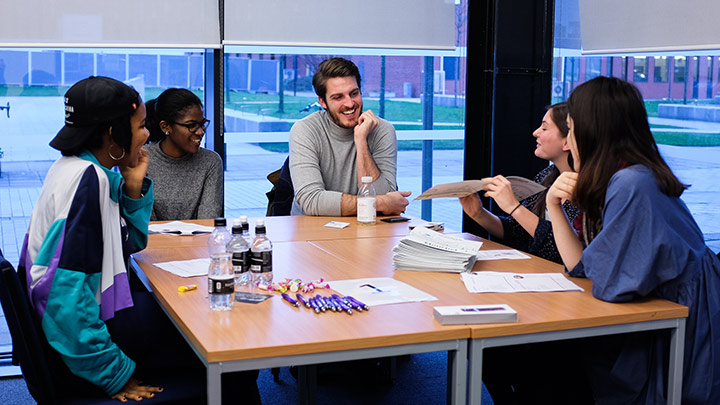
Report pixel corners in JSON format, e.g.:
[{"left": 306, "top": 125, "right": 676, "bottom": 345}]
[
  {"left": 227, "top": 219, "right": 251, "bottom": 288},
  {"left": 207, "top": 218, "right": 234, "bottom": 311},
  {"left": 250, "top": 219, "right": 273, "bottom": 286},
  {"left": 357, "top": 176, "right": 377, "bottom": 225},
  {"left": 239, "top": 215, "right": 253, "bottom": 246}
]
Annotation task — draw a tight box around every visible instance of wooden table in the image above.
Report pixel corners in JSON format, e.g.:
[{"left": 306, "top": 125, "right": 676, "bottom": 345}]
[
  {"left": 132, "top": 216, "right": 688, "bottom": 405},
  {"left": 313, "top": 236, "right": 688, "bottom": 404}
]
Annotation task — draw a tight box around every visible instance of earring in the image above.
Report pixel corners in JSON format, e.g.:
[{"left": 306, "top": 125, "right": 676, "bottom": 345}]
[
  {"left": 108, "top": 143, "right": 126, "bottom": 161},
  {"left": 164, "top": 131, "right": 170, "bottom": 136}
]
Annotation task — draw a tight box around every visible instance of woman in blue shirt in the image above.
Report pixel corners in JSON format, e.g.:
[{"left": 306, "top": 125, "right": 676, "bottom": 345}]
[{"left": 548, "top": 76, "right": 720, "bottom": 404}]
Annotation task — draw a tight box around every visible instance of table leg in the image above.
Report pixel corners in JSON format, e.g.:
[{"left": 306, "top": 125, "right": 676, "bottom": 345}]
[
  {"left": 467, "top": 339, "right": 484, "bottom": 405},
  {"left": 297, "top": 364, "right": 317, "bottom": 405},
  {"left": 667, "top": 318, "right": 686, "bottom": 405},
  {"left": 447, "top": 340, "right": 468, "bottom": 405},
  {"left": 207, "top": 363, "right": 222, "bottom": 405}
]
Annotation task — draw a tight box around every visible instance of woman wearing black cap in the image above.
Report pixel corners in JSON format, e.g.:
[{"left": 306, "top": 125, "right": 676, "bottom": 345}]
[
  {"left": 145, "top": 88, "right": 223, "bottom": 220},
  {"left": 18, "top": 76, "right": 162, "bottom": 402}
]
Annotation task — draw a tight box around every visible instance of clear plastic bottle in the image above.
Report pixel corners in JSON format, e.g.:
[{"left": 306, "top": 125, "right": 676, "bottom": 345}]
[
  {"left": 250, "top": 219, "right": 273, "bottom": 286},
  {"left": 357, "top": 176, "right": 377, "bottom": 225},
  {"left": 227, "top": 219, "right": 251, "bottom": 288},
  {"left": 239, "top": 215, "right": 253, "bottom": 246},
  {"left": 207, "top": 218, "right": 234, "bottom": 311}
]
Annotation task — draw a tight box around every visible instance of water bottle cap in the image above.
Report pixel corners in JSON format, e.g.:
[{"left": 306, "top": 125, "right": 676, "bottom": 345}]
[
  {"left": 361, "top": 176, "right": 373, "bottom": 183},
  {"left": 255, "top": 218, "right": 266, "bottom": 234},
  {"left": 239, "top": 215, "right": 248, "bottom": 223},
  {"left": 233, "top": 219, "right": 242, "bottom": 226},
  {"left": 213, "top": 218, "right": 227, "bottom": 227}
]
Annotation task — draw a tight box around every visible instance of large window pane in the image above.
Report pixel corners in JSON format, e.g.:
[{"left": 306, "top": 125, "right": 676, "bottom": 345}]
[
  {"left": 0, "top": 48, "right": 207, "bottom": 267},
  {"left": 222, "top": 50, "right": 466, "bottom": 230},
  {"left": 554, "top": 0, "right": 720, "bottom": 254}
]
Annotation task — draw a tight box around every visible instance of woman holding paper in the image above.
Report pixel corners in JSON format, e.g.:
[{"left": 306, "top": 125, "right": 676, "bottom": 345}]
[
  {"left": 548, "top": 77, "right": 720, "bottom": 403},
  {"left": 460, "top": 102, "right": 579, "bottom": 263}
]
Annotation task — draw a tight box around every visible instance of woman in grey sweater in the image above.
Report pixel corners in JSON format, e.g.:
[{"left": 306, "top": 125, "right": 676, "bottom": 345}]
[{"left": 145, "top": 89, "right": 223, "bottom": 220}]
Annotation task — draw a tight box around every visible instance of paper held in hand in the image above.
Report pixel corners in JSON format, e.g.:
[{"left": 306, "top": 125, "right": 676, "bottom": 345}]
[
  {"left": 414, "top": 176, "right": 546, "bottom": 201},
  {"left": 392, "top": 227, "right": 483, "bottom": 273}
]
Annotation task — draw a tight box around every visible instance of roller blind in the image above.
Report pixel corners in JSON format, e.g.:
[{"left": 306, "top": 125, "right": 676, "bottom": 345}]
[
  {"left": 224, "top": 0, "right": 456, "bottom": 50},
  {"left": 0, "top": 0, "right": 220, "bottom": 48},
  {"left": 579, "top": 0, "right": 720, "bottom": 54}
]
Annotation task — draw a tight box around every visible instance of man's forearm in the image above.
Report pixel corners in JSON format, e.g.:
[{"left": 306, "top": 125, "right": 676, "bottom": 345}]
[
  {"left": 355, "top": 138, "right": 381, "bottom": 186},
  {"left": 340, "top": 193, "right": 358, "bottom": 216}
]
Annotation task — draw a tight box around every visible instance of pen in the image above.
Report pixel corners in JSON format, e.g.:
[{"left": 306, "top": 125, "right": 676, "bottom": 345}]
[
  {"left": 326, "top": 296, "right": 340, "bottom": 312},
  {"left": 296, "top": 293, "right": 310, "bottom": 308},
  {"left": 335, "top": 294, "right": 362, "bottom": 312},
  {"left": 281, "top": 292, "right": 299, "bottom": 307},
  {"left": 308, "top": 296, "right": 322, "bottom": 314},
  {"left": 346, "top": 296, "right": 369, "bottom": 311},
  {"left": 315, "top": 295, "right": 328, "bottom": 312},
  {"left": 332, "top": 296, "right": 353, "bottom": 315}
]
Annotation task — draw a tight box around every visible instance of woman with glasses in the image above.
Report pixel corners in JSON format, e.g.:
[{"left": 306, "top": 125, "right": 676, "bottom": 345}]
[{"left": 145, "top": 88, "right": 223, "bottom": 220}]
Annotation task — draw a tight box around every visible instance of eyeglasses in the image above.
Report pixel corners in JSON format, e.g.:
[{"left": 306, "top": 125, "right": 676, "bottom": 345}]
[{"left": 172, "top": 119, "right": 210, "bottom": 133}]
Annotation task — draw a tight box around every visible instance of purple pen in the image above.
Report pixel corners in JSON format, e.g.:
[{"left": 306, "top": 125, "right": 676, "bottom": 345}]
[
  {"left": 296, "top": 293, "right": 310, "bottom": 308},
  {"left": 314, "top": 295, "right": 329, "bottom": 312},
  {"left": 346, "top": 296, "right": 369, "bottom": 311},
  {"left": 308, "top": 296, "right": 321, "bottom": 313},
  {"left": 338, "top": 295, "right": 362, "bottom": 312},
  {"left": 331, "top": 295, "right": 353, "bottom": 315},
  {"left": 281, "top": 293, "right": 299, "bottom": 307}
]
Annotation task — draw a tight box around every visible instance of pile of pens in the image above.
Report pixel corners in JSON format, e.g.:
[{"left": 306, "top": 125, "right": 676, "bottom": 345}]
[{"left": 280, "top": 292, "right": 368, "bottom": 315}]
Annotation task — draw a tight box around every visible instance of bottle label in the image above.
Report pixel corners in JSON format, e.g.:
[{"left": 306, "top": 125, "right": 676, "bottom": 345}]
[
  {"left": 232, "top": 251, "right": 249, "bottom": 274},
  {"left": 251, "top": 251, "right": 273, "bottom": 273},
  {"left": 208, "top": 276, "right": 234, "bottom": 294},
  {"left": 357, "top": 197, "right": 376, "bottom": 223}
]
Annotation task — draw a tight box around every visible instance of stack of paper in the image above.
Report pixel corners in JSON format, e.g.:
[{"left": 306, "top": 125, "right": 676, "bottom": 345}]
[{"left": 392, "top": 227, "right": 483, "bottom": 272}]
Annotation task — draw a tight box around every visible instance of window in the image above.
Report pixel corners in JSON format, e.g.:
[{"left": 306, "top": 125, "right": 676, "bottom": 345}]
[
  {"left": 222, "top": 49, "right": 467, "bottom": 227},
  {"left": 633, "top": 57, "right": 648, "bottom": 82},
  {"left": 554, "top": 0, "right": 720, "bottom": 254},
  {"left": 654, "top": 56, "right": 669, "bottom": 82},
  {"left": 674, "top": 57, "right": 686, "bottom": 82},
  {"left": 585, "top": 57, "right": 602, "bottom": 80}
]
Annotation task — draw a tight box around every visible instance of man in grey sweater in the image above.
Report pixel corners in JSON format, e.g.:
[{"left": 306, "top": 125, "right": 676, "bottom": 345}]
[{"left": 289, "top": 58, "right": 411, "bottom": 216}]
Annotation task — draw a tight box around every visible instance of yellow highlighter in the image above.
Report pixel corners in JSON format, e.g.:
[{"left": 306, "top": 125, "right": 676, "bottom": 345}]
[{"left": 178, "top": 284, "right": 197, "bottom": 292}]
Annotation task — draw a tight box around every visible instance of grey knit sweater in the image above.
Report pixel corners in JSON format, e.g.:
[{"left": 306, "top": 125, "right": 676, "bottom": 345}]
[
  {"left": 146, "top": 141, "right": 224, "bottom": 220},
  {"left": 288, "top": 110, "right": 398, "bottom": 216}
]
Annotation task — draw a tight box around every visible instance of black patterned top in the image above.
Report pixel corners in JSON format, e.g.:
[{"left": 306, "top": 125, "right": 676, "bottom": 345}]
[{"left": 499, "top": 165, "right": 580, "bottom": 264}]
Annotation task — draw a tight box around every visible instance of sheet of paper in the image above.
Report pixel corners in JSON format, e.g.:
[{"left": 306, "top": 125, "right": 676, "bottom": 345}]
[
  {"left": 476, "top": 250, "right": 531, "bottom": 261},
  {"left": 414, "top": 176, "right": 546, "bottom": 202},
  {"left": 154, "top": 258, "right": 210, "bottom": 277},
  {"left": 148, "top": 221, "right": 214, "bottom": 235},
  {"left": 328, "top": 277, "right": 437, "bottom": 306},
  {"left": 460, "top": 271, "right": 583, "bottom": 293},
  {"left": 324, "top": 221, "right": 350, "bottom": 229}
]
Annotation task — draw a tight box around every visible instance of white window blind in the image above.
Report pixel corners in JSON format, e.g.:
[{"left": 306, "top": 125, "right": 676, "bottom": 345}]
[
  {"left": 223, "top": 0, "right": 456, "bottom": 50},
  {"left": 579, "top": 0, "right": 720, "bottom": 54},
  {"left": 0, "top": 1, "right": 220, "bottom": 48}
]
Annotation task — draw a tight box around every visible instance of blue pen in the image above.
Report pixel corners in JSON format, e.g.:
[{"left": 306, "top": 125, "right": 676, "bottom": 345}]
[
  {"left": 281, "top": 292, "right": 299, "bottom": 307},
  {"left": 323, "top": 295, "right": 338, "bottom": 312},
  {"left": 296, "top": 293, "right": 310, "bottom": 308}
]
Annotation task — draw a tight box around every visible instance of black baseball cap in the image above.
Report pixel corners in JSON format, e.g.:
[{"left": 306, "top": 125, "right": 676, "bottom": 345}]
[{"left": 50, "top": 76, "right": 139, "bottom": 152}]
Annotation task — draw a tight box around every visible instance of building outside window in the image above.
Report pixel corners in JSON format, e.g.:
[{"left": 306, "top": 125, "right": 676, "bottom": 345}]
[
  {"left": 674, "top": 56, "right": 687, "bottom": 82},
  {"left": 654, "top": 56, "right": 669, "bottom": 83},
  {"left": 633, "top": 57, "right": 649, "bottom": 82}
]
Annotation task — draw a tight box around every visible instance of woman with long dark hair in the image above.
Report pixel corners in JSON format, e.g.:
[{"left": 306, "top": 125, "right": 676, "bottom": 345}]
[{"left": 548, "top": 76, "right": 720, "bottom": 403}]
